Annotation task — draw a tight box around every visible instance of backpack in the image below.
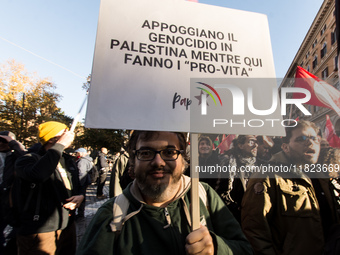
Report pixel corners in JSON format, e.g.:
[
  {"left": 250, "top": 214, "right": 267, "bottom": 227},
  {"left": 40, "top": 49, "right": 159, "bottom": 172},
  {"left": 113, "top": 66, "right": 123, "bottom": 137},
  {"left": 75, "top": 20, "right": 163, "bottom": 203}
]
[
  {"left": 2, "top": 152, "right": 41, "bottom": 227},
  {"left": 110, "top": 181, "right": 207, "bottom": 233},
  {"left": 88, "top": 162, "right": 99, "bottom": 184}
]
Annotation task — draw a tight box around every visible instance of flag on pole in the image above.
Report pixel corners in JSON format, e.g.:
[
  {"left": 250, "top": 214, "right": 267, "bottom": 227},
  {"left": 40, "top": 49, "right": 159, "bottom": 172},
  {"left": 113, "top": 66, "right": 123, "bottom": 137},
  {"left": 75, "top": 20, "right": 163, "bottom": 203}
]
[
  {"left": 217, "top": 134, "right": 236, "bottom": 154},
  {"left": 293, "top": 66, "right": 340, "bottom": 116},
  {"left": 324, "top": 115, "right": 340, "bottom": 148}
]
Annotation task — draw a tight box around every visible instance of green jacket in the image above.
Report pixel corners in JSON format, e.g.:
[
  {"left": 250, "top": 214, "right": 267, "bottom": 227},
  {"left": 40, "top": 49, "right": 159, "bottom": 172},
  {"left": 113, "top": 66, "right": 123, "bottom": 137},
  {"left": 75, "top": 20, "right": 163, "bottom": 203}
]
[
  {"left": 241, "top": 151, "right": 337, "bottom": 255},
  {"left": 77, "top": 175, "right": 252, "bottom": 255}
]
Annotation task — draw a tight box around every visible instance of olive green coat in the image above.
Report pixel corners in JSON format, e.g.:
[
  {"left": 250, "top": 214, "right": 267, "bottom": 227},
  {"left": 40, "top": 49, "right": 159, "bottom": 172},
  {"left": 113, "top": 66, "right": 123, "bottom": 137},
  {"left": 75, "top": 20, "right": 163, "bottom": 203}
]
[{"left": 241, "top": 151, "right": 337, "bottom": 255}]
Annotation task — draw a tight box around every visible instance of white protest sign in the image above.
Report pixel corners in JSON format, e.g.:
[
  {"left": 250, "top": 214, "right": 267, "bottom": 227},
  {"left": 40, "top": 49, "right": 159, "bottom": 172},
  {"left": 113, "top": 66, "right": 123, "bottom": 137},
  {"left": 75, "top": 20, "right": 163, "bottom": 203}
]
[{"left": 85, "top": 0, "right": 284, "bottom": 135}]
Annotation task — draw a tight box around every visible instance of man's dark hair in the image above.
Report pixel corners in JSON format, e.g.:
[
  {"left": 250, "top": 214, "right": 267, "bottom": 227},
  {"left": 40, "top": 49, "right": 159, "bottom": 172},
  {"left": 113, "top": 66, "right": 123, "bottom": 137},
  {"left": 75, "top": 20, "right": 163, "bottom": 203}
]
[
  {"left": 127, "top": 131, "right": 188, "bottom": 163},
  {"left": 282, "top": 120, "right": 320, "bottom": 144}
]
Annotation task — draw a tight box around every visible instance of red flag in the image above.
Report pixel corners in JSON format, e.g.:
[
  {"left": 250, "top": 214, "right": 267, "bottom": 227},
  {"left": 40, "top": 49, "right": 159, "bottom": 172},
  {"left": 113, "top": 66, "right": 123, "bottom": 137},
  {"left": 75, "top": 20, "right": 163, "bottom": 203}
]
[
  {"left": 294, "top": 66, "right": 340, "bottom": 116},
  {"left": 217, "top": 134, "right": 236, "bottom": 154},
  {"left": 324, "top": 115, "right": 340, "bottom": 148},
  {"left": 295, "top": 116, "right": 300, "bottom": 122}
]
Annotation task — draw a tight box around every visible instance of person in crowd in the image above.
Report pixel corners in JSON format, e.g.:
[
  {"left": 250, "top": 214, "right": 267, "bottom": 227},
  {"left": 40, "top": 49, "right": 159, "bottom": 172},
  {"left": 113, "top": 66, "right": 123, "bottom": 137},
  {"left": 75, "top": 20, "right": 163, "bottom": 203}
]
[
  {"left": 219, "top": 135, "right": 258, "bottom": 222},
  {"left": 242, "top": 120, "right": 339, "bottom": 255},
  {"left": 0, "top": 131, "right": 26, "bottom": 254},
  {"left": 197, "top": 135, "right": 222, "bottom": 191},
  {"left": 14, "top": 121, "right": 85, "bottom": 255},
  {"left": 256, "top": 135, "right": 274, "bottom": 165},
  {"left": 77, "top": 131, "right": 253, "bottom": 255},
  {"left": 109, "top": 148, "right": 130, "bottom": 198},
  {"left": 75, "top": 148, "right": 93, "bottom": 219},
  {"left": 320, "top": 138, "right": 330, "bottom": 149},
  {"left": 96, "top": 147, "right": 109, "bottom": 199}
]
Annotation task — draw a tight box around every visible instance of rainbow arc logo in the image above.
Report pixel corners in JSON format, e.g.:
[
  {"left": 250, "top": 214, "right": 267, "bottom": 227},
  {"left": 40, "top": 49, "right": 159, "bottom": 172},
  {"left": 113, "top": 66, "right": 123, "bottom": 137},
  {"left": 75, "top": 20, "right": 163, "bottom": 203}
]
[{"left": 196, "top": 82, "right": 222, "bottom": 115}]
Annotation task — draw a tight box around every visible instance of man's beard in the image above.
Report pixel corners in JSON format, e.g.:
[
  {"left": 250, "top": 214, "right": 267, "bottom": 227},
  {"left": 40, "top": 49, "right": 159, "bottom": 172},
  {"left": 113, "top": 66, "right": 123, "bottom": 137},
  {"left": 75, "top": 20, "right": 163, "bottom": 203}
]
[{"left": 135, "top": 168, "right": 182, "bottom": 202}]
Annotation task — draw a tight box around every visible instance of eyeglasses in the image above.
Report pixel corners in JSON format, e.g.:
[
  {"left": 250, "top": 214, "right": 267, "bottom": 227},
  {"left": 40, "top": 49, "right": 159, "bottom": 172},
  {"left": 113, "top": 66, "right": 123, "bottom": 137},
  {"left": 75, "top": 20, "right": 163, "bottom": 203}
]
[
  {"left": 134, "top": 149, "right": 184, "bottom": 161},
  {"left": 294, "top": 135, "right": 320, "bottom": 143}
]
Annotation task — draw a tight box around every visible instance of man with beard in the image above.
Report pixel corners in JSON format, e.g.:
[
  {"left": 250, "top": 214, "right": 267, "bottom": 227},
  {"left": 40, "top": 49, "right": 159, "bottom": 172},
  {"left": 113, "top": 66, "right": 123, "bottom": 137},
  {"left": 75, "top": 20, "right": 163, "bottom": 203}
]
[
  {"left": 219, "top": 135, "right": 258, "bottom": 223},
  {"left": 241, "top": 120, "right": 339, "bottom": 255},
  {"left": 77, "top": 131, "right": 252, "bottom": 255}
]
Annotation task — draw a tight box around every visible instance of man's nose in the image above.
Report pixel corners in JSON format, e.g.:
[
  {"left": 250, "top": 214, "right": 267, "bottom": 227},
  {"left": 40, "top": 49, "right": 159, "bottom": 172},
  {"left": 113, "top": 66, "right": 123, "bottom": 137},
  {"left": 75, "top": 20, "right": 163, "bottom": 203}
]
[{"left": 151, "top": 153, "right": 166, "bottom": 166}]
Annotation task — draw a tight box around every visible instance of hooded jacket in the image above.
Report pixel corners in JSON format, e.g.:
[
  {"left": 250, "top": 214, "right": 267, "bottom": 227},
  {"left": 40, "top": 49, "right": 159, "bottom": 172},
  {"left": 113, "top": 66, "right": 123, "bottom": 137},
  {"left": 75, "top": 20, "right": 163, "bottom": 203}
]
[
  {"left": 241, "top": 151, "right": 337, "bottom": 255},
  {"left": 77, "top": 175, "right": 253, "bottom": 255}
]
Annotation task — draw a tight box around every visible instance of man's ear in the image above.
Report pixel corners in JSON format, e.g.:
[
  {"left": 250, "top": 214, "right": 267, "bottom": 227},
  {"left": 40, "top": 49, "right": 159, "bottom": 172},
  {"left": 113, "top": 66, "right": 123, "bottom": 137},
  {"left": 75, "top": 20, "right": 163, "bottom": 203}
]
[{"left": 281, "top": 143, "right": 289, "bottom": 154}]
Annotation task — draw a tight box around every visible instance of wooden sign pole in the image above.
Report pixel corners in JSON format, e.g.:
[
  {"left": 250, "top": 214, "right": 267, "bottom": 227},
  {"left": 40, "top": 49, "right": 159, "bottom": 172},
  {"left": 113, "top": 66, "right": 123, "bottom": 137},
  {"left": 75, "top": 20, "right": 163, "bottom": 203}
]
[{"left": 190, "top": 133, "right": 200, "bottom": 231}]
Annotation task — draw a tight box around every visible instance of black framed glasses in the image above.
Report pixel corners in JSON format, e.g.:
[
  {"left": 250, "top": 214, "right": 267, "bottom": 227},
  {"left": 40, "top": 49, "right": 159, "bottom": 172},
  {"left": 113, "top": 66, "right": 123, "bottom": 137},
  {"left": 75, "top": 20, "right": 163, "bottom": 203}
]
[
  {"left": 134, "top": 149, "right": 184, "bottom": 161},
  {"left": 294, "top": 135, "right": 320, "bottom": 143}
]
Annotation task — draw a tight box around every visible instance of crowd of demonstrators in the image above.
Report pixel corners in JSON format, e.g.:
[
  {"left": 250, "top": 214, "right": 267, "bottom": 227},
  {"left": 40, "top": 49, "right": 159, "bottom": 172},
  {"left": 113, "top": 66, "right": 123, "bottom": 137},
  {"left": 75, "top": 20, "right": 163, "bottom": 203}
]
[
  {"left": 74, "top": 148, "right": 93, "bottom": 219},
  {"left": 0, "top": 131, "right": 26, "bottom": 254},
  {"left": 77, "top": 131, "right": 253, "bottom": 255},
  {"left": 2, "top": 119, "right": 340, "bottom": 254},
  {"left": 241, "top": 120, "right": 340, "bottom": 255},
  {"left": 96, "top": 147, "right": 109, "bottom": 199}
]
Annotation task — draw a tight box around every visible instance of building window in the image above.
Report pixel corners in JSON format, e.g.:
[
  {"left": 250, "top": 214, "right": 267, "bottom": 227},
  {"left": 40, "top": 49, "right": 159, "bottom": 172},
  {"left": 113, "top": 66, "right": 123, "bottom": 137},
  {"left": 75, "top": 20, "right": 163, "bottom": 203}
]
[
  {"left": 321, "top": 67, "right": 328, "bottom": 80},
  {"left": 306, "top": 51, "right": 310, "bottom": 59},
  {"left": 321, "top": 43, "right": 327, "bottom": 58},
  {"left": 313, "top": 56, "right": 318, "bottom": 69},
  {"left": 331, "top": 28, "right": 337, "bottom": 45},
  {"left": 335, "top": 55, "right": 338, "bottom": 71},
  {"left": 307, "top": 65, "right": 310, "bottom": 72},
  {"left": 321, "top": 24, "right": 327, "bottom": 36},
  {"left": 312, "top": 39, "right": 318, "bottom": 49}
]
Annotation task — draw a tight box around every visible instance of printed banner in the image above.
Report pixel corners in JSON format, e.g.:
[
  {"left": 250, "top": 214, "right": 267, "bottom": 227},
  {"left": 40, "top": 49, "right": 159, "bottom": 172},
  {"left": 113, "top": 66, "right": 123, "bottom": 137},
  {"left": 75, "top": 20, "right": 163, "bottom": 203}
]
[{"left": 85, "top": 0, "right": 283, "bottom": 135}]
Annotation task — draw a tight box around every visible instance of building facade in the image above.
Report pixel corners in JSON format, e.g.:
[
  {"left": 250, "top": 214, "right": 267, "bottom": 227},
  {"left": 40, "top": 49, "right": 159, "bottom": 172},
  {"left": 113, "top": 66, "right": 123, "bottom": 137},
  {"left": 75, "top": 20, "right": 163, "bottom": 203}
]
[{"left": 280, "top": 0, "right": 340, "bottom": 136}]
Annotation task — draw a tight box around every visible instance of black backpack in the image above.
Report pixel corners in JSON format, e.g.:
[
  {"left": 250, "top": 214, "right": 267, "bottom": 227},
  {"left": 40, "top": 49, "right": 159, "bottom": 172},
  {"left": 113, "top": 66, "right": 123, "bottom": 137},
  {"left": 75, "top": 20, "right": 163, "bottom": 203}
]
[{"left": 1, "top": 151, "right": 41, "bottom": 227}]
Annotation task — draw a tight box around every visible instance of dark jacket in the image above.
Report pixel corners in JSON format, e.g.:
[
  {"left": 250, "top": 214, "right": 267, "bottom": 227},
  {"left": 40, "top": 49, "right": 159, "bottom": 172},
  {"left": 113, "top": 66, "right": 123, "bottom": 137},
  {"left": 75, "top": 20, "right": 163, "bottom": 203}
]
[
  {"left": 97, "top": 151, "right": 108, "bottom": 170},
  {"left": 14, "top": 143, "right": 85, "bottom": 235}
]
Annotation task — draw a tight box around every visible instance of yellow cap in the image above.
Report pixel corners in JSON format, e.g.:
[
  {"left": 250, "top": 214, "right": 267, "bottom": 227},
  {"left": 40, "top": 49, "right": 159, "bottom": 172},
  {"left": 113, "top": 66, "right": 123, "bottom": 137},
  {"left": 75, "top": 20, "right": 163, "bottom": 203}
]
[{"left": 38, "top": 121, "right": 68, "bottom": 145}]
